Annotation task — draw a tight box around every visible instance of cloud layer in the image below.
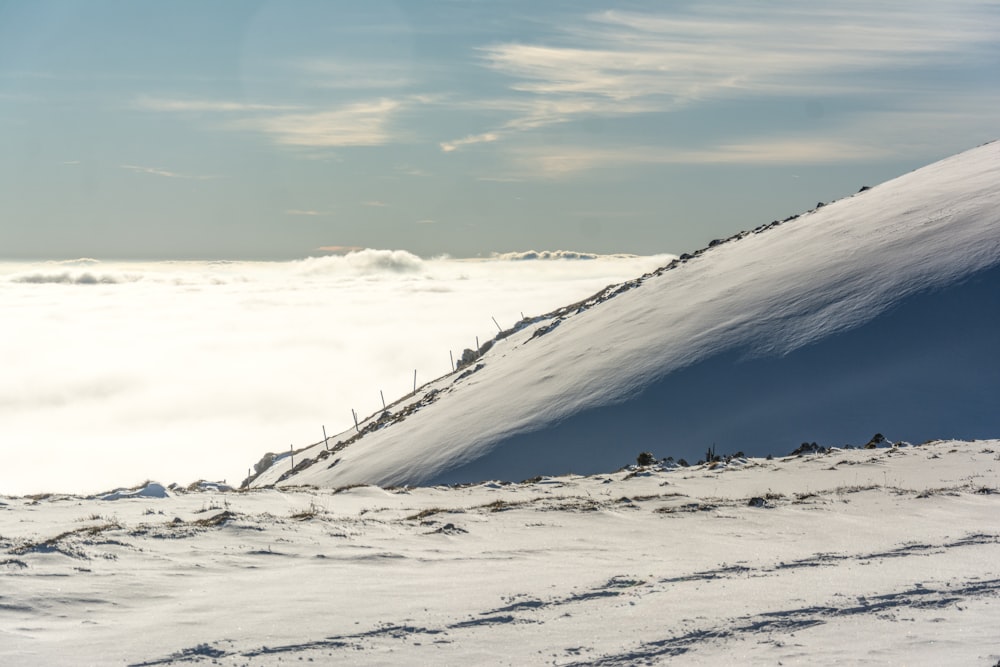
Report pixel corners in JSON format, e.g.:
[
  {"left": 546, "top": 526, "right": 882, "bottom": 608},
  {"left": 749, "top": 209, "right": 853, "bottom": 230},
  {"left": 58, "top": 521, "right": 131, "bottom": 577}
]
[{"left": 0, "top": 252, "right": 673, "bottom": 494}]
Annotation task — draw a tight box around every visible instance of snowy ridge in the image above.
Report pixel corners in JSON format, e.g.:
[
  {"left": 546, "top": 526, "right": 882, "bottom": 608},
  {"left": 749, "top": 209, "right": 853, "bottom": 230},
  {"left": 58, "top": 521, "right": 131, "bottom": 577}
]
[{"left": 253, "top": 141, "right": 1000, "bottom": 490}]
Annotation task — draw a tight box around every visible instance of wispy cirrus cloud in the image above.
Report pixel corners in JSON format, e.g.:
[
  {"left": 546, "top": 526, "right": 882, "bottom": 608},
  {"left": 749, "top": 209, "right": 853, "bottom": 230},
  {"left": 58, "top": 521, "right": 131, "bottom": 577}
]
[
  {"left": 120, "top": 164, "right": 218, "bottom": 180},
  {"left": 511, "top": 139, "right": 893, "bottom": 179},
  {"left": 285, "top": 209, "right": 334, "bottom": 217},
  {"left": 133, "top": 96, "right": 300, "bottom": 113},
  {"left": 234, "top": 99, "right": 402, "bottom": 147},
  {"left": 443, "top": 2, "right": 1000, "bottom": 154},
  {"left": 394, "top": 164, "right": 431, "bottom": 177},
  {"left": 133, "top": 91, "right": 419, "bottom": 148},
  {"left": 439, "top": 97, "right": 655, "bottom": 151},
  {"left": 440, "top": 132, "right": 499, "bottom": 153},
  {"left": 503, "top": 89, "right": 1000, "bottom": 178}
]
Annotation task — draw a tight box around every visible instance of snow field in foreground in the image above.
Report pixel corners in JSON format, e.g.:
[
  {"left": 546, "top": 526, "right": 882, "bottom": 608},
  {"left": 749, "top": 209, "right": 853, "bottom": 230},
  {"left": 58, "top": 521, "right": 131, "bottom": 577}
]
[{"left": 2, "top": 439, "right": 998, "bottom": 665}]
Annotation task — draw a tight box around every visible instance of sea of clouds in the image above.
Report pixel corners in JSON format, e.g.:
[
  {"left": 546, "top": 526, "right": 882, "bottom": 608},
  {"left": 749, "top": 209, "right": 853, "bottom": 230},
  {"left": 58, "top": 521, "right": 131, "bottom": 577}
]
[{"left": 0, "top": 250, "right": 674, "bottom": 495}]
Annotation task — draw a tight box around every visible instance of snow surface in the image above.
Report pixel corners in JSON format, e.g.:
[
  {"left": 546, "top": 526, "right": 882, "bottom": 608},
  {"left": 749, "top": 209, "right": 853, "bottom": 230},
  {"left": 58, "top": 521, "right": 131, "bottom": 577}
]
[
  {"left": 257, "top": 141, "right": 1000, "bottom": 490},
  {"left": 2, "top": 439, "right": 998, "bottom": 665},
  {"left": 98, "top": 482, "right": 170, "bottom": 501}
]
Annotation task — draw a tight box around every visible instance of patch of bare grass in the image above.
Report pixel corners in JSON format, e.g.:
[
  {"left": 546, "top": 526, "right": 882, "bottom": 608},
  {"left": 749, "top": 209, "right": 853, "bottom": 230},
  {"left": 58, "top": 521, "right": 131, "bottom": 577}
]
[
  {"left": 11, "top": 520, "right": 123, "bottom": 559},
  {"left": 406, "top": 507, "right": 451, "bottom": 521}
]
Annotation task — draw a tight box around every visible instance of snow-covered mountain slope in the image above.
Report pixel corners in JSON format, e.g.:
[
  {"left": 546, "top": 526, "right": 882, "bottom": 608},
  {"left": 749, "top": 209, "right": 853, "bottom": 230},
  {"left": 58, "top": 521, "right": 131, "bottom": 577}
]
[
  {"left": 3, "top": 440, "right": 998, "bottom": 665},
  {"left": 254, "top": 141, "right": 1000, "bottom": 489}
]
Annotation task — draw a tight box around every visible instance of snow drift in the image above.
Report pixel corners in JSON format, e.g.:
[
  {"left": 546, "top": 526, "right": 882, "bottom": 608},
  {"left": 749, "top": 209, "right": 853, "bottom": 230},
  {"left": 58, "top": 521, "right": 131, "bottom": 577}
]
[{"left": 253, "top": 141, "right": 1000, "bottom": 489}]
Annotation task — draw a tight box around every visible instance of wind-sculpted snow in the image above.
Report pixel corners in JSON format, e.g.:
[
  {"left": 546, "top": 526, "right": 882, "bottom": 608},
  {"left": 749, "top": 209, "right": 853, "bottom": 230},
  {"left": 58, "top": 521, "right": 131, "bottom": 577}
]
[
  {"left": 259, "top": 141, "right": 1000, "bottom": 490},
  {"left": 3, "top": 440, "right": 999, "bottom": 665}
]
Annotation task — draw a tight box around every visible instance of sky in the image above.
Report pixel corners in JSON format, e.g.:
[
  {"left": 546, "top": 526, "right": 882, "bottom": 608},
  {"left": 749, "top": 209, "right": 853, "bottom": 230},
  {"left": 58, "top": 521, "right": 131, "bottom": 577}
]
[{"left": 1, "top": 0, "right": 998, "bottom": 260}]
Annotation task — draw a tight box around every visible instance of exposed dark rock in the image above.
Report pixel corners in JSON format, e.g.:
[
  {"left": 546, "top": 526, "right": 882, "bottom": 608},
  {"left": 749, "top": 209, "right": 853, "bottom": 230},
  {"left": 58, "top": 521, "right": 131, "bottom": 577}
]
[
  {"left": 790, "top": 441, "right": 826, "bottom": 456},
  {"left": 636, "top": 451, "right": 656, "bottom": 466},
  {"left": 864, "top": 433, "right": 888, "bottom": 449}
]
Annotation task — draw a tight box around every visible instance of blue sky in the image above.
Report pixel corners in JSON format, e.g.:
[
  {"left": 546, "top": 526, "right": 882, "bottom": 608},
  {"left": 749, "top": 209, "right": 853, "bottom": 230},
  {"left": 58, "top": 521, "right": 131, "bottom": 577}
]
[{"left": 1, "top": 0, "right": 998, "bottom": 259}]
